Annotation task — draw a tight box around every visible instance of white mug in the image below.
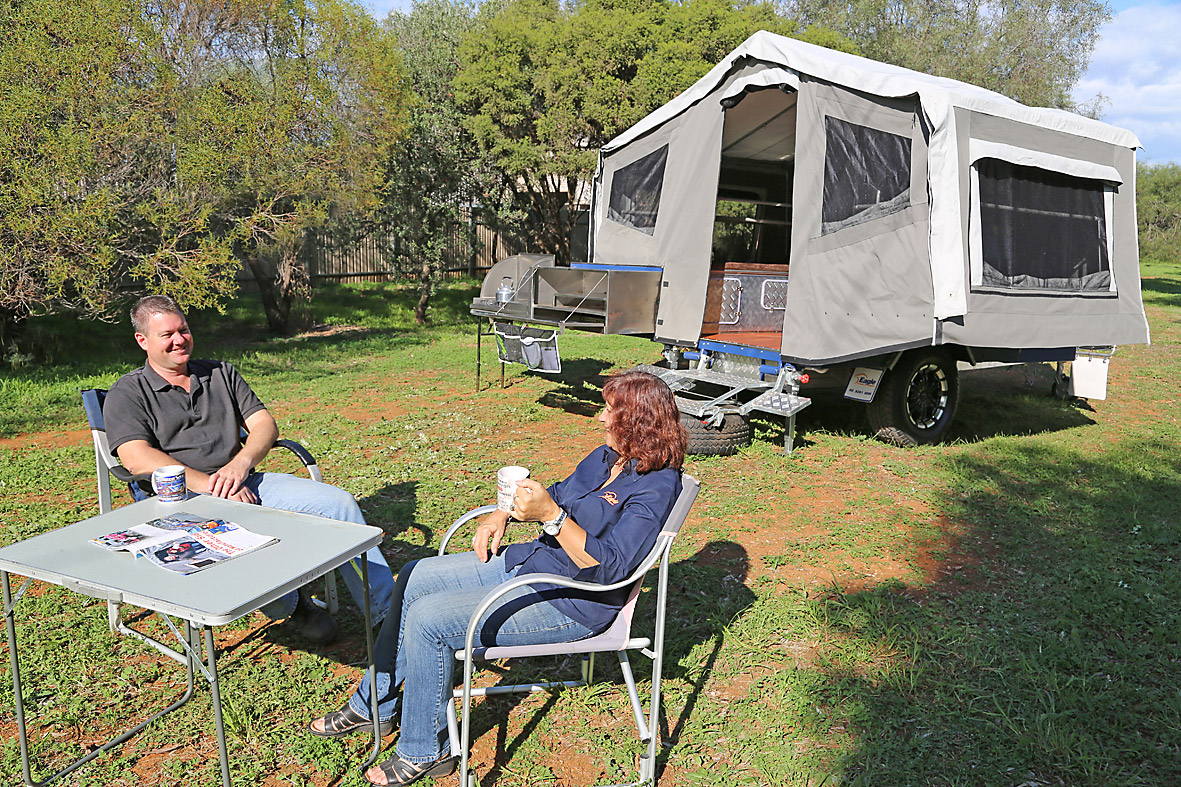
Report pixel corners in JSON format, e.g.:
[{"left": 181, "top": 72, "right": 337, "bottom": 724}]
[
  {"left": 152, "top": 465, "right": 187, "bottom": 503},
  {"left": 496, "top": 466, "right": 530, "bottom": 513}
]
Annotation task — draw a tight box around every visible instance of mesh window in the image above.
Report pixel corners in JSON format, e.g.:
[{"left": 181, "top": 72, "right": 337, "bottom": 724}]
[
  {"left": 822, "top": 117, "right": 911, "bottom": 234},
  {"left": 977, "top": 158, "right": 1111, "bottom": 291},
  {"left": 607, "top": 146, "right": 668, "bottom": 235}
]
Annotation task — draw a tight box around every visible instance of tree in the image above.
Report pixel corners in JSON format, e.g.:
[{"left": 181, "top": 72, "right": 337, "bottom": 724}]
[
  {"left": 453, "top": 0, "right": 852, "bottom": 262},
  {"left": 0, "top": 0, "right": 237, "bottom": 348},
  {"left": 159, "top": 0, "right": 409, "bottom": 333},
  {"left": 1138, "top": 161, "right": 1181, "bottom": 267},
  {"left": 0, "top": 0, "right": 409, "bottom": 349},
  {"left": 381, "top": 0, "right": 506, "bottom": 324},
  {"left": 784, "top": 0, "right": 1110, "bottom": 109}
]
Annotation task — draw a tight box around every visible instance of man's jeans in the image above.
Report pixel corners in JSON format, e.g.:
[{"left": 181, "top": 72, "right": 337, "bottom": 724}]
[{"left": 346, "top": 551, "right": 594, "bottom": 763}]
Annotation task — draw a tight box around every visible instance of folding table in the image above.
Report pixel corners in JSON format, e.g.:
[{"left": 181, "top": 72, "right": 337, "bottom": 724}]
[{"left": 1, "top": 494, "right": 387, "bottom": 787}]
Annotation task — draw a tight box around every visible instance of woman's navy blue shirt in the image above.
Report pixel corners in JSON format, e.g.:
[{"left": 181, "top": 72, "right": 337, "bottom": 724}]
[{"left": 502, "top": 445, "right": 682, "bottom": 633}]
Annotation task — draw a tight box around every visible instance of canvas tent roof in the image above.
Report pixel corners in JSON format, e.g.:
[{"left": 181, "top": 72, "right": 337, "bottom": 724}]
[{"left": 600, "top": 31, "right": 1141, "bottom": 321}]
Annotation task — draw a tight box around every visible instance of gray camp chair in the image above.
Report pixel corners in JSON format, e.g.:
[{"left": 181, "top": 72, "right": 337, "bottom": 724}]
[
  {"left": 81, "top": 388, "right": 339, "bottom": 635},
  {"left": 437, "top": 473, "right": 700, "bottom": 787}
]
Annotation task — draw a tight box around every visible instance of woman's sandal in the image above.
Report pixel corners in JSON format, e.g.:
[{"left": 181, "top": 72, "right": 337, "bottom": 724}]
[
  {"left": 365, "top": 754, "right": 458, "bottom": 786},
  {"left": 307, "top": 704, "right": 394, "bottom": 738}
]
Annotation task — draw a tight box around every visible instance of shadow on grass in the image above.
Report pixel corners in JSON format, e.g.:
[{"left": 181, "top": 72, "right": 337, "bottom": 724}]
[
  {"left": 792, "top": 437, "right": 1181, "bottom": 784},
  {"left": 752, "top": 364, "right": 1095, "bottom": 452},
  {"left": 1141, "top": 274, "right": 1181, "bottom": 310},
  {"left": 535, "top": 357, "right": 617, "bottom": 417}
]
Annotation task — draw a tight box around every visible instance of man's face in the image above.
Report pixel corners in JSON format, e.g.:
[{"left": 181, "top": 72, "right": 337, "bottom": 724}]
[{"left": 135, "top": 310, "right": 193, "bottom": 374}]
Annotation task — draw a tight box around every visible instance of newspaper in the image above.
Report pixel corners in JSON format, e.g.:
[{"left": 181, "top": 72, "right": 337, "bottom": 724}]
[{"left": 90, "top": 512, "right": 277, "bottom": 575}]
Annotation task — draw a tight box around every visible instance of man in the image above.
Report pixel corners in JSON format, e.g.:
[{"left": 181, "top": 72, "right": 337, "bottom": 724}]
[{"left": 104, "top": 295, "right": 394, "bottom": 643}]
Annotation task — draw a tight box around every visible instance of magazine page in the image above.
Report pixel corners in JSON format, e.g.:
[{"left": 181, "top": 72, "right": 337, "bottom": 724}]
[
  {"left": 142, "top": 537, "right": 227, "bottom": 575},
  {"left": 90, "top": 524, "right": 179, "bottom": 553},
  {"left": 95, "top": 510, "right": 278, "bottom": 574},
  {"left": 141, "top": 528, "right": 277, "bottom": 575}
]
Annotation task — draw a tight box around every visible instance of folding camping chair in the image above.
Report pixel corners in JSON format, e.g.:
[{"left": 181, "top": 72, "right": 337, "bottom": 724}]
[
  {"left": 437, "top": 473, "right": 700, "bottom": 787},
  {"left": 81, "top": 388, "right": 339, "bottom": 636}
]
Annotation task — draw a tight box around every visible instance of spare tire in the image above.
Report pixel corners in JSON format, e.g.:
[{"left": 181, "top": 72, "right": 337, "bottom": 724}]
[{"left": 682, "top": 413, "right": 751, "bottom": 456}]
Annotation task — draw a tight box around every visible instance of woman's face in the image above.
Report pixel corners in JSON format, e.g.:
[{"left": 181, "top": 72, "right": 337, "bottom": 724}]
[{"left": 598, "top": 398, "right": 620, "bottom": 451}]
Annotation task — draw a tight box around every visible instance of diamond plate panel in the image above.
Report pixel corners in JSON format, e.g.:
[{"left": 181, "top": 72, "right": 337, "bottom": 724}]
[
  {"left": 719, "top": 277, "right": 742, "bottom": 325},
  {"left": 740, "top": 389, "right": 812, "bottom": 417},
  {"left": 712, "top": 353, "right": 763, "bottom": 379},
  {"left": 760, "top": 278, "right": 790, "bottom": 310}
]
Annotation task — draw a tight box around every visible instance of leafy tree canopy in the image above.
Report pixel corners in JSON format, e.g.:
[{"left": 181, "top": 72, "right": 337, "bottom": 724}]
[
  {"left": 0, "top": 0, "right": 408, "bottom": 347},
  {"left": 380, "top": 0, "right": 505, "bottom": 324},
  {"left": 785, "top": 0, "right": 1110, "bottom": 110},
  {"left": 1138, "top": 161, "right": 1181, "bottom": 267},
  {"left": 453, "top": 0, "right": 855, "bottom": 260}
]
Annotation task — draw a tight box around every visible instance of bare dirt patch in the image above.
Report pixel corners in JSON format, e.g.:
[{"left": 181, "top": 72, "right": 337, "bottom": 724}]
[{"left": 0, "top": 428, "right": 89, "bottom": 451}]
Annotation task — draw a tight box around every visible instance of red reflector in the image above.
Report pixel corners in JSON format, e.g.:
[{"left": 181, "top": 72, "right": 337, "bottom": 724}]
[{"left": 800, "top": 374, "right": 810, "bottom": 384}]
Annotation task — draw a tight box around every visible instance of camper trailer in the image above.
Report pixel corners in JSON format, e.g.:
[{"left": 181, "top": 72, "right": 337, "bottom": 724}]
[{"left": 471, "top": 31, "right": 1150, "bottom": 450}]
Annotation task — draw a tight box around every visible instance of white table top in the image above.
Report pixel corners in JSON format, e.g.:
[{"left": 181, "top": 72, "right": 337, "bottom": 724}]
[{"left": 0, "top": 496, "right": 384, "bottom": 626}]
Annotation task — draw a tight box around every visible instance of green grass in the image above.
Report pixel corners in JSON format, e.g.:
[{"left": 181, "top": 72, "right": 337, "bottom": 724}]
[{"left": 2, "top": 265, "right": 1180, "bottom": 786}]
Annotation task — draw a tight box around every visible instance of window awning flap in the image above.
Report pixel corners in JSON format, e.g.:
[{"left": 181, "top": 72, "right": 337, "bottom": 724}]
[{"left": 969, "top": 140, "right": 1123, "bottom": 184}]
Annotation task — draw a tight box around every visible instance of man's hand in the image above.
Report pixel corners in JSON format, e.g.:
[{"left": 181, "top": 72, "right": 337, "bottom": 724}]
[
  {"left": 473, "top": 509, "right": 511, "bottom": 563},
  {"left": 206, "top": 456, "right": 252, "bottom": 498},
  {"left": 207, "top": 461, "right": 257, "bottom": 503}
]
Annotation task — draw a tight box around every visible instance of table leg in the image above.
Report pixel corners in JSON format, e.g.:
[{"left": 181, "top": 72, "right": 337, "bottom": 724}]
[
  {"left": 4, "top": 570, "right": 34, "bottom": 787},
  {"left": 204, "top": 626, "right": 233, "bottom": 787},
  {"left": 4, "top": 571, "right": 199, "bottom": 787},
  {"left": 360, "top": 559, "right": 383, "bottom": 770}
]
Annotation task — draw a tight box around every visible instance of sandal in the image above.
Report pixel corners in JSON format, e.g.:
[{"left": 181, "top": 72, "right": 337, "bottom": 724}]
[
  {"left": 308, "top": 704, "right": 394, "bottom": 738},
  {"left": 365, "top": 754, "right": 458, "bottom": 786}
]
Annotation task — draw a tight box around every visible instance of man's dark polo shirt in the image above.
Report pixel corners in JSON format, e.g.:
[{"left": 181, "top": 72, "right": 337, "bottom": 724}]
[{"left": 104, "top": 360, "right": 267, "bottom": 476}]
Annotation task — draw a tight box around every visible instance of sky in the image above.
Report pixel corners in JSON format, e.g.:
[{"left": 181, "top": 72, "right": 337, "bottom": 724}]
[
  {"left": 1074, "top": 0, "right": 1181, "bottom": 165},
  {"left": 362, "top": 0, "right": 1181, "bottom": 165}
]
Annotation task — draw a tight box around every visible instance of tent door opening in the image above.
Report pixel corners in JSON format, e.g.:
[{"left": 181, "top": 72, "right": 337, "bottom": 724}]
[{"left": 702, "top": 85, "right": 796, "bottom": 354}]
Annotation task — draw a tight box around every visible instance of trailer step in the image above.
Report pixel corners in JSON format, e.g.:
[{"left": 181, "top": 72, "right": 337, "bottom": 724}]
[{"left": 738, "top": 389, "right": 811, "bottom": 418}]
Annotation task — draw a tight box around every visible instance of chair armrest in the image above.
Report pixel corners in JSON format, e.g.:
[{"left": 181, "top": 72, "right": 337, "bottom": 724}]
[
  {"left": 267, "top": 437, "right": 322, "bottom": 483},
  {"left": 108, "top": 464, "right": 152, "bottom": 484},
  {"left": 461, "top": 562, "right": 662, "bottom": 658},
  {"left": 274, "top": 438, "right": 316, "bottom": 468},
  {"left": 439, "top": 505, "right": 500, "bottom": 556}
]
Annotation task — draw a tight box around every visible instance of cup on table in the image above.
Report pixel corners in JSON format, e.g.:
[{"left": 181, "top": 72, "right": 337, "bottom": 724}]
[
  {"left": 497, "top": 466, "right": 530, "bottom": 514},
  {"left": 152, "top": 465, "right": 187, "bottom": 503}
]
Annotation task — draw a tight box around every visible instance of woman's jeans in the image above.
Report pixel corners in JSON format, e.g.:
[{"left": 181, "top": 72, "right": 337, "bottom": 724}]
[{"left": 347, "top": 551, "right": 594, "bottom": 764}]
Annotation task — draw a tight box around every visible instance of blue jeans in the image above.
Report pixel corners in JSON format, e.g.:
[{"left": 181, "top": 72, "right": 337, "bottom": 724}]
[
  {"left": 239, "top": 473, "right": 394, "bottom": 625},
  {"left": 347, "top": 551, "right": 594, "bottom": 763}
]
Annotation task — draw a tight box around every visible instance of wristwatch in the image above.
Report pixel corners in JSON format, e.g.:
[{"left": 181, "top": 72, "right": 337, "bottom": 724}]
[{"left": 541, "top": 508, "right": 568, "bottom": 537}]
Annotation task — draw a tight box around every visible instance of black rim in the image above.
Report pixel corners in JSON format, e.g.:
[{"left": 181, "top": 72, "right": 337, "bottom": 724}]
[{"left": 905, "top": 362, "right": 949, "bottom": 430}]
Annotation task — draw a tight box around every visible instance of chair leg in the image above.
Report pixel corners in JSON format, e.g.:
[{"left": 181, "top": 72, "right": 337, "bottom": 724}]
[
  {"left": 617, "top": 651, "right": 650, "bottom": 742},
  {"left": 582, "top": 652, "right": 597, "bottom": 683}
]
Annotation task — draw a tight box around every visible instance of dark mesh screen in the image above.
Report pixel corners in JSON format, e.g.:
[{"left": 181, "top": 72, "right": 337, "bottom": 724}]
[
  {"left": 978, "top": 158, "right": 1111, "bottom": 291},
  {"left": 822, "top": 117, "right": 911, "bottom": 234},
  {"left": 607, "top": 145, "right": 669, "bottom": 235}
]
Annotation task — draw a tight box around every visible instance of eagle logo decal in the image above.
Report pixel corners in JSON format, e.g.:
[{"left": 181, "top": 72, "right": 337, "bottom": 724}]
[{"left": 601, "top": 491, "right": 620, "bottom": 506}]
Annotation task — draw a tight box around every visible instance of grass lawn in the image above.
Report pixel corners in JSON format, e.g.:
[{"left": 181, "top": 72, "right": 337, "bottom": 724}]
[{"left": 1, "top": 265, "right": 1179, "bottom": 787}]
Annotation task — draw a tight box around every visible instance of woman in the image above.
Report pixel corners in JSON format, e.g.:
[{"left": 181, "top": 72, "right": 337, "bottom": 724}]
[{"left": 308, "top": 370, "right": 688, "bottom": 786}]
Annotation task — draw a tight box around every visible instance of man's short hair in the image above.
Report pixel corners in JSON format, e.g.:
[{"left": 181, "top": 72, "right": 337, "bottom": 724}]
[{"left": 131, "top": 295, "right": 186, "bottom": 335}]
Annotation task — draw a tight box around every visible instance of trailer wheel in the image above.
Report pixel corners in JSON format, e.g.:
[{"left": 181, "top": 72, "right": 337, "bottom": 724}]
[
  {"left": 867, "top": 350, "right": 959, "bottom": 446},
  {"left": 682, "top": 413, "right": 751, "bottom": 456}
]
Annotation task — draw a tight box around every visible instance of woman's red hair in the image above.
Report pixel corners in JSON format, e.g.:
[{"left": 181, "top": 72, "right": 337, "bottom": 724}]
[{"left": 602, "top": 370, "right": 688, "bottom": 473}]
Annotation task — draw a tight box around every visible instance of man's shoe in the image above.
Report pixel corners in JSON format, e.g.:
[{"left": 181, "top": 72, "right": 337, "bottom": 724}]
[{"left": 288, "top": 588, "right": 338, "bottom": 644}]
